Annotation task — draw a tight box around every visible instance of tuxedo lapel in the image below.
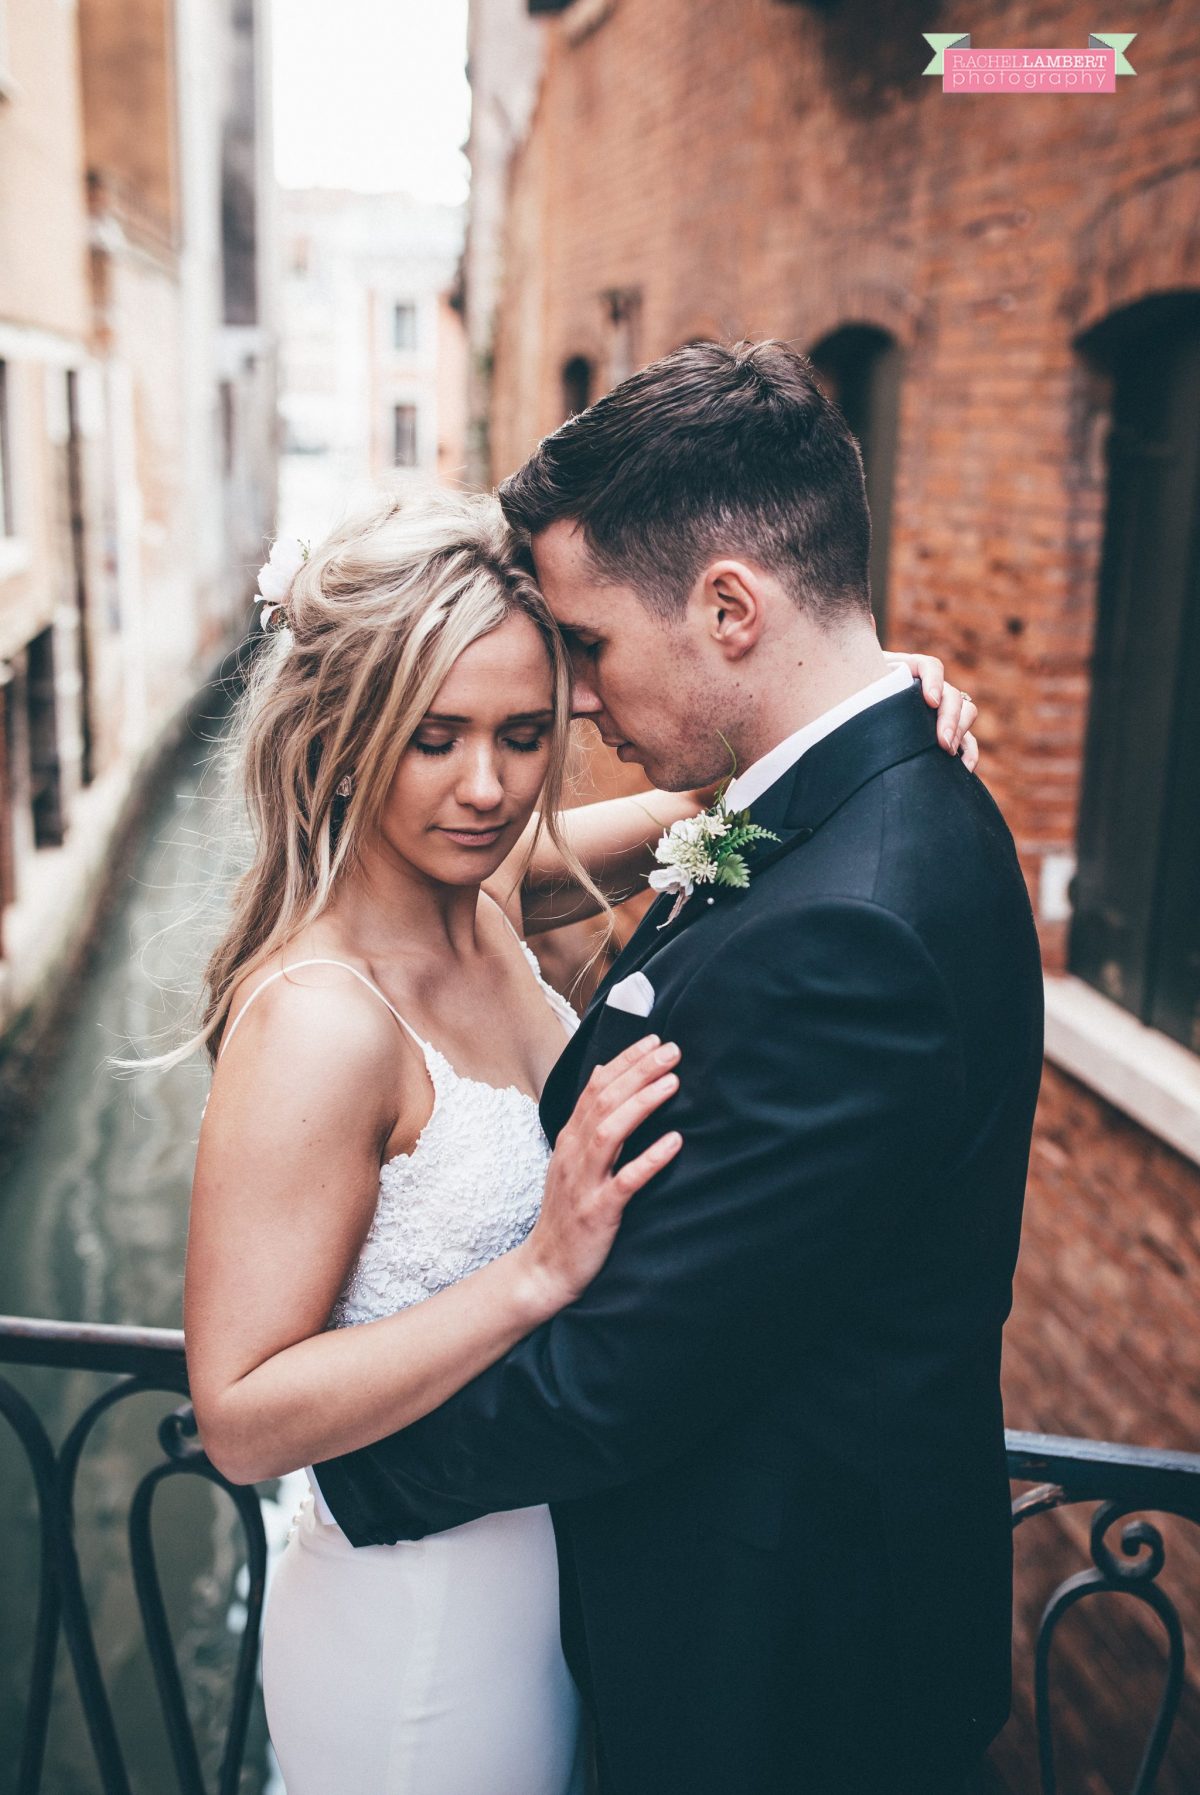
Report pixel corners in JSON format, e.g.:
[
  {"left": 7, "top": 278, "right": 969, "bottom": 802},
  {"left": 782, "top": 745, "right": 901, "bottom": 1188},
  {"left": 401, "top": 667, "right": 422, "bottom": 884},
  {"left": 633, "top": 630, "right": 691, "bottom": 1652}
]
[
  {"left": 539, "top": 1021, "right": 595, "bottom": 1140},
  {"left": 744, "top": 682, "right": 939, "bottom": 879},
  {"left": 590, "top": 893, "right": 674, "bottom": 1007},
  {"left": 540, "top": 685, "right": 941, "bottom": 1140},
  {"left": 540, "top": 757, "right": 805, "bottom": 1139},
  {"left": 593, "top": 879, "right": 712, "bottom": 993},
  {"left": 590, "top": 734, "right": 811, "bottom": 994},
  {"left": 539, "top": 893, "right": 682, "bottom": 1139}
]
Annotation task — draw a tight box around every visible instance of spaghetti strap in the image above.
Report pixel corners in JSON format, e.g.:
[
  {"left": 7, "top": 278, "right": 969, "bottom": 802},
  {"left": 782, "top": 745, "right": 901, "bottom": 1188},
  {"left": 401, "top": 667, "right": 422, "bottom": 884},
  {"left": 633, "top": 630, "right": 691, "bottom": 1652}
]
[
  {"left": 218, "top": 958, "right": 427, "bottom": 1061},
  {"left": 488, "top": 898, "right": 580, "bottom": 1041}
]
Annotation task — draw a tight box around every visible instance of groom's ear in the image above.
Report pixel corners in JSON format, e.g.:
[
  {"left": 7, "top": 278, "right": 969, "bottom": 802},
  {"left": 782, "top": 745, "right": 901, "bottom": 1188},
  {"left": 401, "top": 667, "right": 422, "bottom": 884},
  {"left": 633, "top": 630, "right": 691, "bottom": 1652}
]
[{"left": 696, "top": 559, "right": 768, "bottom": 662}]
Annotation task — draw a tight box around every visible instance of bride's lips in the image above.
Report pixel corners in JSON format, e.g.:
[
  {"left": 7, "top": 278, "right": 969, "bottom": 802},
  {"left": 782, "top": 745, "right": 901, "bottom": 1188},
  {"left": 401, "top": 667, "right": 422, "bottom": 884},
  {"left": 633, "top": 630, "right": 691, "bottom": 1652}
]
[{"left": 437, "top": 824, "right": 508, "bottom": 848}]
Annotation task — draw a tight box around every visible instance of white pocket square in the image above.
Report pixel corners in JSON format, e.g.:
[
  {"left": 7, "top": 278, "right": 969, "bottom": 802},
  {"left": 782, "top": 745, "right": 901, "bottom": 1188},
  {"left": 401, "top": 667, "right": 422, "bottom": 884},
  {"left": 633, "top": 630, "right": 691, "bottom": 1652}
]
[{"left": 605, "top": 970, "right": 656, "bottom": 1018}]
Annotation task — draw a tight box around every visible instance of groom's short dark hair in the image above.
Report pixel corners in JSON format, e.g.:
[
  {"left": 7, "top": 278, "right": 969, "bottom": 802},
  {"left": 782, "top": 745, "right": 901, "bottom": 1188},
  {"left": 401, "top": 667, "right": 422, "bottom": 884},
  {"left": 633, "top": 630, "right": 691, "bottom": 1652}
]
[{"left": 498, "top": 339, "right": 872, "bottom": 623}]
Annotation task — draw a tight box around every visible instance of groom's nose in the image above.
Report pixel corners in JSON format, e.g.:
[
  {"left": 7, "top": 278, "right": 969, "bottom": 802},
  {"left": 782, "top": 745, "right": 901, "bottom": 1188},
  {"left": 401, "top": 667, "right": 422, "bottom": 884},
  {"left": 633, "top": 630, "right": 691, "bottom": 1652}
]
[{"left": 569, "top": 677, "right": 603, "bottom": 719}]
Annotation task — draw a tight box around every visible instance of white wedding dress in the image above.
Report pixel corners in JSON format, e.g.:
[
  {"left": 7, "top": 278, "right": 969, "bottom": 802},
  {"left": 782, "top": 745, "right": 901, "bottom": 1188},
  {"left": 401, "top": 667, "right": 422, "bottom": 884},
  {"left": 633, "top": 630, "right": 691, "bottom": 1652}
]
[{"left": 248, "top": 947, "right": 588, "bottom": 1795}]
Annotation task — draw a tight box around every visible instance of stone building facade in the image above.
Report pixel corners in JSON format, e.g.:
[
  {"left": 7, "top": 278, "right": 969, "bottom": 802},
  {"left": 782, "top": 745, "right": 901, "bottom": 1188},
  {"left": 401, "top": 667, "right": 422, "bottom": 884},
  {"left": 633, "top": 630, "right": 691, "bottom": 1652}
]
[
  {"left": 466, "top": 1, "right": 1200, "bottom": 1784},
  {"left": 0, "top": 0, "right": 277, "bottom": 1042}
]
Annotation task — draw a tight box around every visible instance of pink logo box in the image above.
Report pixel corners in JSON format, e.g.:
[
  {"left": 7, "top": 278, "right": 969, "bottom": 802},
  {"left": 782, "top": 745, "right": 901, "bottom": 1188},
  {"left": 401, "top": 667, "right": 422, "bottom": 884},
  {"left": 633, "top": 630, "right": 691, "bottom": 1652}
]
[{"left": 944, "top": 46, "right": 1115, "bottom": 92}]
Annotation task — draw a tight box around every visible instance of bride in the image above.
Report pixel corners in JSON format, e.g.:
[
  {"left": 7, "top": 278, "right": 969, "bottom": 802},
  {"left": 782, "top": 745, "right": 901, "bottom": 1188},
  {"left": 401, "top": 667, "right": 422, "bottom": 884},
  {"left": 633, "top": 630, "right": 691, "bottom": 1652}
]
[{"left": 183, "top": 487, "right": 976, "bottom": 1794}]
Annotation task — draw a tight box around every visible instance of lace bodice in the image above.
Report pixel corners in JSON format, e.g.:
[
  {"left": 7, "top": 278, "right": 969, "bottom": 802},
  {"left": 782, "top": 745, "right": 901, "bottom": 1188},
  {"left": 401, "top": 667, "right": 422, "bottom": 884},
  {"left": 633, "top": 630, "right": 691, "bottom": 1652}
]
[{"left": 329, "top": 940, "right": 578, "bottom": 1329}]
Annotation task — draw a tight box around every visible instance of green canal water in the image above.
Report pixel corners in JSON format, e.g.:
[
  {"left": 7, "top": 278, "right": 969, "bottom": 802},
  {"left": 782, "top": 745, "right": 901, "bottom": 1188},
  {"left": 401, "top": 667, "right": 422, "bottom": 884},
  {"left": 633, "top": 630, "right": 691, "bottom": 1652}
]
[{"left": 0, "top": 715, "right": 297, "bottom": 1793}]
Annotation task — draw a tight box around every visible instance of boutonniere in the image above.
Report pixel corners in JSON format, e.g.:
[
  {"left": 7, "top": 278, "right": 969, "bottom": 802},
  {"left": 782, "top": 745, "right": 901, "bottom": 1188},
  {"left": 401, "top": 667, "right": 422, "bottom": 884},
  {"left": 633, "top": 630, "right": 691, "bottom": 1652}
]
[{"left": 648, "top": 790, "right": 780, "bottom": 927}]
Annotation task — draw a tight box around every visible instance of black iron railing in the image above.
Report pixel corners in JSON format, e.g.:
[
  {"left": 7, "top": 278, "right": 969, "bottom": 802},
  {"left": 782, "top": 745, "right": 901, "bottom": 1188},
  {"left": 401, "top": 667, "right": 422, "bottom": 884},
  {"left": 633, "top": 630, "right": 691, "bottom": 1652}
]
[
  {"left": 2, "top": 1316, "right": 1199, "bottom": 1795},
  {"left": 1007, "top": 1430, "right": 1200, "bottom": 1794},
  {"left": 0, "top": 1317, "right": 265, "bottom": 1795}
]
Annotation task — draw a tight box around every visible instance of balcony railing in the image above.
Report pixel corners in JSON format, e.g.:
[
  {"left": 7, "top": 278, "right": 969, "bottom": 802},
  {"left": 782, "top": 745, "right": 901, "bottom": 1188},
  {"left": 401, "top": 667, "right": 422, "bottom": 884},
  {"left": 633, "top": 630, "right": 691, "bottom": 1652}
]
[
  {"left": 2, "top": 1315, "right": 1199, "bottom": 1795},
  {"left": 0, "top": 1317, "right": 265, "bottom": 1795}
]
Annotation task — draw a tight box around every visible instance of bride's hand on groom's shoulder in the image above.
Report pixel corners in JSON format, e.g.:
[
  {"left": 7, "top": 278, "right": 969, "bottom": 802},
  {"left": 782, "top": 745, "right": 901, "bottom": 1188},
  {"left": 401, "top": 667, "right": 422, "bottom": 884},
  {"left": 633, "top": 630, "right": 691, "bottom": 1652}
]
[
  {"left": 886, "top": 650, "right": 981, "bottom": 773},
  {"left": 517, "top": 1037, "right": 684, "bottom": 1314}
]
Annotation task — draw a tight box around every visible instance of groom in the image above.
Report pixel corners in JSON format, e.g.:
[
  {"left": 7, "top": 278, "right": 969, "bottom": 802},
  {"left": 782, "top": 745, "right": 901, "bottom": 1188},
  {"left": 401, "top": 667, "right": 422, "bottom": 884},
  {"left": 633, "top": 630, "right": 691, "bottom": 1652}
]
[{"left": 316, "top": 341, "right": 1045, "bottom": 1794}]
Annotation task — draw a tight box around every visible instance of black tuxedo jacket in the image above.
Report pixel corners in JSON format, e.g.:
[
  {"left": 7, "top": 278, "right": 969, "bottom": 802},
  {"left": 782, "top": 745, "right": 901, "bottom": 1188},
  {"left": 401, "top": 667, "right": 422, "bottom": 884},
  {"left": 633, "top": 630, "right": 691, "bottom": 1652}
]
[{"left": 316, "top": 684, "right": 1045, "bottom": 1795}]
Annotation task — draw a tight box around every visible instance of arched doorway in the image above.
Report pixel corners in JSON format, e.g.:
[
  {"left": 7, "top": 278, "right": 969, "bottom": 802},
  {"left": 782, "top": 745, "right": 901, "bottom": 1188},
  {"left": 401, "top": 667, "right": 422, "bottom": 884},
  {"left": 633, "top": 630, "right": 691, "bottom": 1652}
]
[
  {"left": 808, "top": 324, "right": 902, "bottom": 640},
  {"left": 561, "top": 355, "right": 594, "bottom": 420}
]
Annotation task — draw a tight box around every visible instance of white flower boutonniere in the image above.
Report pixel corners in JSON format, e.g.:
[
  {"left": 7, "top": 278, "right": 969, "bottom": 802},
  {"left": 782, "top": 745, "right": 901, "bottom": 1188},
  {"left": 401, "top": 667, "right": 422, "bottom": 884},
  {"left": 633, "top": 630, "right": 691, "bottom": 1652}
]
[{"left": 649, "top": 793, "right": 779, "bottom": 927}]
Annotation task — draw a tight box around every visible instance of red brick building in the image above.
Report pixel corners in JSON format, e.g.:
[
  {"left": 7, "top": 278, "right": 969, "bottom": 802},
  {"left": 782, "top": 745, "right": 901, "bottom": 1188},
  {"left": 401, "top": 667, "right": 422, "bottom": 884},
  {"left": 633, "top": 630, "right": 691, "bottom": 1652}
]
[{"left": 467, "top": 1, "right": 1200, "bottom": 1785}]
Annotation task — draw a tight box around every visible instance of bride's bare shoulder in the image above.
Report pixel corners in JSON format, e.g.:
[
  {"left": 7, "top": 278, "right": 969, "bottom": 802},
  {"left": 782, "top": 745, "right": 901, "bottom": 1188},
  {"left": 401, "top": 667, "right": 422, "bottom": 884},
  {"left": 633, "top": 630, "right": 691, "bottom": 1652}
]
[
  {"left": 199, "top": 951, "right": 425, "bottom": 1177},
  {"left": 216, "top": 951, "right": 408, "bottom": 1088}
]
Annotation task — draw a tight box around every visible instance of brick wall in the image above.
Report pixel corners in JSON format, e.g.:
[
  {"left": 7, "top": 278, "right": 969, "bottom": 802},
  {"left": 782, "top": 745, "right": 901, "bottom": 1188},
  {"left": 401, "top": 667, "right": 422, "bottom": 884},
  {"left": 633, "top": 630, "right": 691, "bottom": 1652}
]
[
  {"left": 77, "top": 0, "right": 179, "bottom": 243},
  {"left": 483, "top": 1, "right": 1200, "bottom": 1785},
  {"left": 1000, "top": 1063, "right": 1200, "bottom": 1788}
]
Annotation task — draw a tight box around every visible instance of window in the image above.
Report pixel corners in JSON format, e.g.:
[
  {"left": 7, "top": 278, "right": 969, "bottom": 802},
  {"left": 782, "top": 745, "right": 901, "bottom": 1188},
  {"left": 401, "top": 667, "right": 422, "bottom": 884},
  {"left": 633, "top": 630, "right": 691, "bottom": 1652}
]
[
  {"left": 221, "top": 0, "right": 260, "bottom": 325},
  {"left": 0, "top": 361, "right": 13, "bottom": 535},
  {"left": 809, "top": 325, "right": 902, "bottom": 640},
  {"left": 0, "top": 675, "right": 15, "bottom": 910},
  {"left": 65, "top": 372, "right": 94, "bottom": 787},
  {"left": 25, "top": 628, "right": 64, "bottom": 849},
  {"left": 603, "top": 288, "right": 642, "bottom": 386},
  {"left": 219, "top": 381, "right": 236, "bottom": 476},
  {"left": 561, "top": 356, "right": 593, "bottom": 419},
  {"left": 1069, "top": 293, "right": 1200, "bottom": 1054},
  {"left": 393, "top": 302, "right": 417, "bottom": 353},
  {"left": 393, "top": 404, "right": 418, "bottom": 468}
]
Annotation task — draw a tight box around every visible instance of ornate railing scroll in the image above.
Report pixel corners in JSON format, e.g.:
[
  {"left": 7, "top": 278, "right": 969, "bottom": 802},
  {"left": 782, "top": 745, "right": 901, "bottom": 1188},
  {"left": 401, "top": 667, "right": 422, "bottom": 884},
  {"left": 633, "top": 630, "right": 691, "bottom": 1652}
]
[
  {"left": 1008, "top": 1429, "right": 1200, "bottom": 1795},
  {"left": 0, "top": 1315, "right": 267, "bottom": 1795}
]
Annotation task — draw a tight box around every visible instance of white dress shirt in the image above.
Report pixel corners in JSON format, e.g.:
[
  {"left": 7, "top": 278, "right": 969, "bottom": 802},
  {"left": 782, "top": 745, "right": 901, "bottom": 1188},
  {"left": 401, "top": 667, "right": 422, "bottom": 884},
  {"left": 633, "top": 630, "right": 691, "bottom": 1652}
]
[{"left": 723, "top": 664, "right": 916, "bottom": 814}]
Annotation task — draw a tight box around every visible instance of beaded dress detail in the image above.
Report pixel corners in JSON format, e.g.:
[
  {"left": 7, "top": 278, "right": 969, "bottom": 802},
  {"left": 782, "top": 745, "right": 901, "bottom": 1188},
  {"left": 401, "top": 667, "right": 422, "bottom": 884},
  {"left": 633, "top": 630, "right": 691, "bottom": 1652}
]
[{"left": 330, "top": 941, "right": 578, "bottom": 1328}]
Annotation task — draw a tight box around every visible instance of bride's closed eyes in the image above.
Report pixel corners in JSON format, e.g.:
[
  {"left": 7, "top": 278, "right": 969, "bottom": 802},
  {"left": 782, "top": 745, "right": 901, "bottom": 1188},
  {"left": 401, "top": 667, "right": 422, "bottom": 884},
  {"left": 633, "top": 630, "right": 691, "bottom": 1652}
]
[
  {"left": 411, "top": 724, "right": 551, "bottom": 758},
  {"left": 413, "top": 736, "right": 547, "bottom": 758}
]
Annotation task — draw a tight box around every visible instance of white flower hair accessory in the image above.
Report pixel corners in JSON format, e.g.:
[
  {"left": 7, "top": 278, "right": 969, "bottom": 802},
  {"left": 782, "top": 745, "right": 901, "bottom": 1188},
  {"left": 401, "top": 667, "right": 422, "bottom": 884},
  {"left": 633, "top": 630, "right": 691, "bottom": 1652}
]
[
  {"left": 255, "top": 537, "right": 308, "bottom": 631},
  {"left": 649, "top": 791, "right": 779, "bottom": 927}
]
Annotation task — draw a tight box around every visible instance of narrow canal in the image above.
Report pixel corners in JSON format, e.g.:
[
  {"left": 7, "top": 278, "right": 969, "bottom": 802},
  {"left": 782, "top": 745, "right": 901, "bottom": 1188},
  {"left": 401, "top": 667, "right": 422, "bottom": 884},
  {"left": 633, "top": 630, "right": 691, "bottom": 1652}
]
[{"left": 0, "top": 703, "right": 295, "bottom": 1794}]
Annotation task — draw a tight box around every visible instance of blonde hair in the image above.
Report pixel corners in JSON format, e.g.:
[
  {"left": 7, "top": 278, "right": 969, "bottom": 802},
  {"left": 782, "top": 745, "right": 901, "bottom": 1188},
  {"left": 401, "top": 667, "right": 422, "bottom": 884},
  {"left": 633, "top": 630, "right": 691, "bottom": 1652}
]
[{"left": 174, "top": 486, "right": 602, "bottom": 1066}]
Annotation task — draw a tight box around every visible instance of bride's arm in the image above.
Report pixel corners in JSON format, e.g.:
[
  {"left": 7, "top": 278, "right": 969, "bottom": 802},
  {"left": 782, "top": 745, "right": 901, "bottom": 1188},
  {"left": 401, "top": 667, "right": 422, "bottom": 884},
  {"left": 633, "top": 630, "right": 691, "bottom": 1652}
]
[
  {"left": 185, "top": 978, "right": 679, "bottom": 1485},
  {"left": 488, "top": 787, "right": 707, "bottom": 935},
  {"left": 488, "top": 652, "right": 980, "bottom": 935}
]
